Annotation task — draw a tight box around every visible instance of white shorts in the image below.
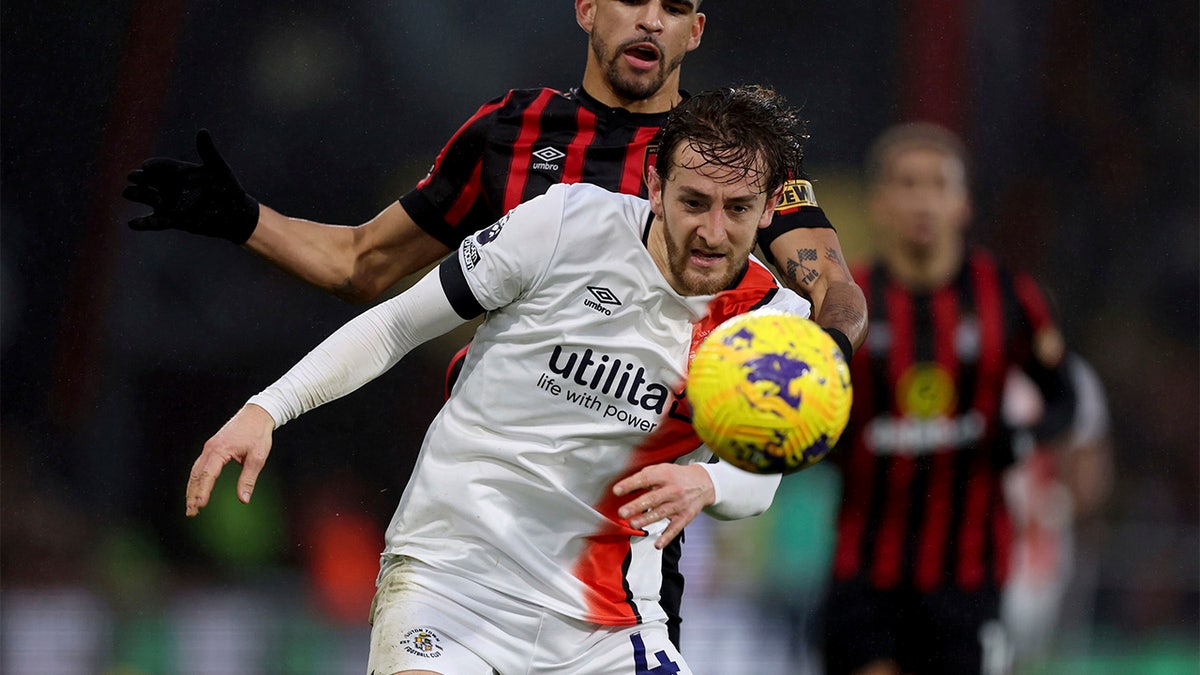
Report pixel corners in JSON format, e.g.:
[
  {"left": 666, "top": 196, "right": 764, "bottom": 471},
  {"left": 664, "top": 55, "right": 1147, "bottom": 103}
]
[{"left": 366, "top": 556, "right": 691, "bottom": 675}]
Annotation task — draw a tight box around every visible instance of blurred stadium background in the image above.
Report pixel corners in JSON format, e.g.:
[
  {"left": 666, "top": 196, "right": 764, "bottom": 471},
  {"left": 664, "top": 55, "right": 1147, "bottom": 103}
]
[{"left": 1, "top": 1, "right": 1196, "bottom": 673}]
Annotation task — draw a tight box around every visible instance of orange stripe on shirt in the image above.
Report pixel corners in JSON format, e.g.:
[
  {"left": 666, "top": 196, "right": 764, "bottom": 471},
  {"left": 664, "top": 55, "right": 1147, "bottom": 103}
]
[{"left": 573, "top": 259, "right": 782, "bottom": 624}]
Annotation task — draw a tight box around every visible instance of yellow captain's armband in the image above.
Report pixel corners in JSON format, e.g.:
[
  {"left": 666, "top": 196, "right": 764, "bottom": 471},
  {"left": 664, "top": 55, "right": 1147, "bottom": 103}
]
[{"left": 775, "top": 179, "right": 819, "bottom": 211}]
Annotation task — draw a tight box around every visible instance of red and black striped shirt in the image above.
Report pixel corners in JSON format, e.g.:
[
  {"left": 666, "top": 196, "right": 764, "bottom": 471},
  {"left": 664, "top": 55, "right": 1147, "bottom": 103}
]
[
  {"left": 832, "top": 248, "right": 1070, "bottom": 592},
  {"left": 399, "top": 86, "right": 832, "bottom": 250}
]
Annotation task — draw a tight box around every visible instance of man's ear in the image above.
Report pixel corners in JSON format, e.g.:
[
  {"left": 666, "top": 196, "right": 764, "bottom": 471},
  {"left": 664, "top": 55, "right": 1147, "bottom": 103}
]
[
  {"left": 576, "top": 0, "right": 596, "bottom": 33},
  {"left": 758, "top": 188, "right": 782, "bottom": 229},
  {"left": 688, "top": 12, "right": 706, "bottom": 52},
  {"left": 647, "top": 165, "right": 665, "bottom": 217}
]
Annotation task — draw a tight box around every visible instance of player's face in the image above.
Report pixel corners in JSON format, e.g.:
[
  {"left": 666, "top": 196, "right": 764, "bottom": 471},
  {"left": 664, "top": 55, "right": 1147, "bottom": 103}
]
[
  {"left": 578, "top": 0, "right": 705, "bottom": 103},
  {"left": 648, "top": 144, "right": 778, "bottom": 296},
  {"left": 870, "top": 146, "right": 971, "bottom": 260}
]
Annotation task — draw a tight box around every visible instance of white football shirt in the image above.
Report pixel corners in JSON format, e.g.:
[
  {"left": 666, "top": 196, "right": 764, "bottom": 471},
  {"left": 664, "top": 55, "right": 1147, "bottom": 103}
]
[{"left": 252, "top": 182, "right": 811, "bottom": 627}]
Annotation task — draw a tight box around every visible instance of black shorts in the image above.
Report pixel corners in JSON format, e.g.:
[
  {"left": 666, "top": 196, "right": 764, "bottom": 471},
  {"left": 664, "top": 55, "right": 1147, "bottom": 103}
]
[{"left": 821, "top": 579, "right": 1008, "bottom": 675}]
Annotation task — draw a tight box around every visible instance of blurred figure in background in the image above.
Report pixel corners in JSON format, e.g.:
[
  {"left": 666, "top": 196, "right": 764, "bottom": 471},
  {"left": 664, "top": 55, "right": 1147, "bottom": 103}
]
[
  {"left": 821, "top": 122, "right": 1078, "bottom": 675},
  {"left": 1001, "top": 351, "right": 1114, "bottom": 670}
]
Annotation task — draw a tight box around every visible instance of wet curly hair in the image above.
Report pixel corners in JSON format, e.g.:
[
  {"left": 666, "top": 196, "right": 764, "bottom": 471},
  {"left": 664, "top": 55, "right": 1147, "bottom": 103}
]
[{"left": 655, "top": 84, "right": 806, "bottom": 197}]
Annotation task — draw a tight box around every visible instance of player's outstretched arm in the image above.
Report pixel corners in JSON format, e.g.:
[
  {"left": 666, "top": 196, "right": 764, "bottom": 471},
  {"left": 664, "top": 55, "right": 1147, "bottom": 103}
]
[
  {"left": 125, "top": 130, "right": 453, "bottom": 304},
  {"left": 249, "top": 201, "right": 452, "bottom": 304},
  {"left": 185, "top": 266, "right": 470, "bottom": 516},
  {"left": 767, "top": 226, "right": 868, "bottom": 356},
  {"left": 186, "top": 403, "right": 275, "bottom": 517}
]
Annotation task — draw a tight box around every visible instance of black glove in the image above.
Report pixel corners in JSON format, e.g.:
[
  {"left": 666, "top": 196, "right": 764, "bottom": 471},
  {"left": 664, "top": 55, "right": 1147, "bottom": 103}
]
[{"left": 124, "top": 129, "right": 260, "bottom": 244}]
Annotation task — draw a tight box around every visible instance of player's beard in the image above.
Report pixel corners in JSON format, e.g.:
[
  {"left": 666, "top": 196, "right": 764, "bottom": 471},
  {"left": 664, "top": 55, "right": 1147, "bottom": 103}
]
[
  {"left": 592, "top": 35, "right": 683, "bottom": 101},
  {"left": 662, "top": 213, "right": 750, "bottom": 296}
]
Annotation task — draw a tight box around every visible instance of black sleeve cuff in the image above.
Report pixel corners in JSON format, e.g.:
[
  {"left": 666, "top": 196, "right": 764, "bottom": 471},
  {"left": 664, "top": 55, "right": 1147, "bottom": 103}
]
[
  {"left": 822, "top": 326, "right": 854, "bottom": 361},
  {"left": 438, "top": 253, "right": 485, "bottom": 320}
]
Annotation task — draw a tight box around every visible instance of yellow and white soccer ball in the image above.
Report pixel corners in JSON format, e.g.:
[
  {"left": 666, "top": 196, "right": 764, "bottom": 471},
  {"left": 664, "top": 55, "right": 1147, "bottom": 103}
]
[{"left": 688, "top": 309, "right": 852, "bottom": 474}]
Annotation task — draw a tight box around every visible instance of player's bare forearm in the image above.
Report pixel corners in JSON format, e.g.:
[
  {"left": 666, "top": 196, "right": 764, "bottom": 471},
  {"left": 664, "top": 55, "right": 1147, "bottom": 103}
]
[
  {"left": 814, "top": 277, "right": 868, "bottom": 349},
  {"left": 769, "top": 228, "right": 868, "bottom": 350},
  {"left": 246, "top": 201, "right": 452, "bottom": 304}
]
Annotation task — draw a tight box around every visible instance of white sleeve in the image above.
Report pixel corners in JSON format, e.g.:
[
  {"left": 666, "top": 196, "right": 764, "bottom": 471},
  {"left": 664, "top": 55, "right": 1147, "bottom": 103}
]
[
  {"left": 763, "top": 284, "right": 813, "bottom": 319},
  {"left": 458, "top": 184, "right": 566, "bottom": 310},
  {"left": 248, "top": 270, "right": 467, "bottom": 427},
  {"left": 699, "top": 458, "right": 782, "bottom": 520},
  {"left": 1066, "top": 354, "right": 1111, "bottom": 447}
]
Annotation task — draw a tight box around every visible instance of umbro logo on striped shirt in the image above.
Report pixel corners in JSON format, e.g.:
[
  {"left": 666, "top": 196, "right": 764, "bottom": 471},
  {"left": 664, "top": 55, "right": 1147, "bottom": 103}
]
[{"left": 532, "top": 146, "right": 566, "bottom": 170}]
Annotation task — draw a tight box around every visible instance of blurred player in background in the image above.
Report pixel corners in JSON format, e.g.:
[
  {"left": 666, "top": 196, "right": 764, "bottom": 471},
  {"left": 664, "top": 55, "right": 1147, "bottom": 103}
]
[
  {"left": 1001, "top": 351, "right": 1114, "bottom": 669},
  {"left": 822, "top": 122, "right": 1078, "bottom": 675},
  {"left": 123, "top": 0, "right": 867, "bottom": 647},
  {"left": 184, "top": 85, "right": 810, "bottom": 675}
]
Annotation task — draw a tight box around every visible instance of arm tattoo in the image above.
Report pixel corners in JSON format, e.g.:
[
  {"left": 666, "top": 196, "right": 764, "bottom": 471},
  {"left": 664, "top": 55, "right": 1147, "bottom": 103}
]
[{"left": 784, "top": 248, "right": 821, "bottom": 288}]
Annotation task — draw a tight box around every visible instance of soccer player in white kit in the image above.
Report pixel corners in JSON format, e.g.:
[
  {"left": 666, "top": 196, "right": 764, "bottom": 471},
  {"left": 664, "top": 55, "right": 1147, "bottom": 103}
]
[{"left": 185, "top": 85, "right": 812, "bottom": 675}]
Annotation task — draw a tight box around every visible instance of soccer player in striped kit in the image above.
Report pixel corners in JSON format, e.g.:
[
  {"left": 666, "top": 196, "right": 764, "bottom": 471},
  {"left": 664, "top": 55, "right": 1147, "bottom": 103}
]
[
  {"left": 184, "top": 85, "right": 811, "bottom": 675},
  {"left": 123, "top": 0, "right": 867, "bottom": 648},
  {"left": 821, "top": 123, "right": 1078, "bottom": 675}
]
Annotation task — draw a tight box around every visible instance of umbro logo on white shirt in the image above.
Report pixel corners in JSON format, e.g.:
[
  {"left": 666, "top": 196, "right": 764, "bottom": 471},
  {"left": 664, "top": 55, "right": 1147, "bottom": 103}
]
[
  {"left": 532, "top": 146, "right": 565, "bottom": 171},
  {"left": 584, "top": 286, "right": 621, "bottom": 315}
]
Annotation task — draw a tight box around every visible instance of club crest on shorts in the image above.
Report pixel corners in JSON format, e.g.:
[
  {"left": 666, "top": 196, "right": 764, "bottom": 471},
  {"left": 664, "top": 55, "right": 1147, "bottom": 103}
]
[{"left": 400, "top": 627, "right": 445, "bottom": 658}]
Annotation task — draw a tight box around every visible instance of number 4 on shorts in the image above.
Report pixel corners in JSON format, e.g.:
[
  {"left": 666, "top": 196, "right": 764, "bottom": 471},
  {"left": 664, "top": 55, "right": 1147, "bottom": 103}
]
[{"left": 630, "top": 632, "right": 681, "bottom": 675}]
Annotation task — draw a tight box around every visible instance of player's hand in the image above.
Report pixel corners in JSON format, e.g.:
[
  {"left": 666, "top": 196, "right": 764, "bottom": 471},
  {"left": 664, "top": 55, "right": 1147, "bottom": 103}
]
[
  {"left": 185, "top": 404, "right": 276, "bottom": 517},
  {"left": 613, "top": 463, "right": 715, "bottom": 549},
  {"left": 124, "top": 129, "right": 260, "bottom": 244}
]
